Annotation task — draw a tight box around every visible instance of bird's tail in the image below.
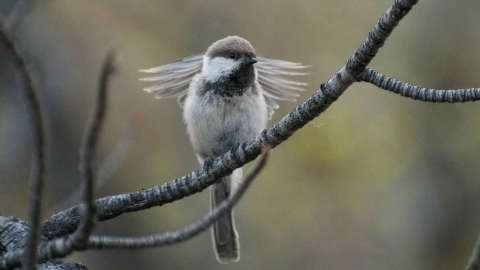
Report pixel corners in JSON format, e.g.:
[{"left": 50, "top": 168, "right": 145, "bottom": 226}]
[{"left": 210, "top": 169, "right": 242, "bottom": 264}]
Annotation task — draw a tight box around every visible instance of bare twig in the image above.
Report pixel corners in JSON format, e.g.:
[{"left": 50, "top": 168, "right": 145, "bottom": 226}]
[
  {"left": 0, "top": 47, "right": 116, "bottom": 270},
  {"left": 0, "top": 18, "right": 46, "bottom": 270},
  {"left": 466, "top": 233, "right": 480, "bottom": 270},
  {"left": 70, "top": 46, "right": 117, "bottom": 246},
  {"left": 88, "top": 147, "right": 270, "bottom": 249},
  {"left": 360, "top": 68, "right": 480, "bottom": 103}
]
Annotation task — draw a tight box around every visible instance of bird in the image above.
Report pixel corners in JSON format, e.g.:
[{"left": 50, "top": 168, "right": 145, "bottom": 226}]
[{"left": 140, "top": 36, "right": 309, "bottom": 263}]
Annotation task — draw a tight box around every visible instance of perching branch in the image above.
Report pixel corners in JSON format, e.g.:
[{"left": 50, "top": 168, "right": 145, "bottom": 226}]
[
  {"left": 0, "top": 18, "right": 47, "bottom": 270},
  {"left": 2, "top": 0, "right": 480, "bottom": 268},
  {"left": 39, "top": 0, "right": 420, "bottom": 243},
  {"left": 40, "top": 64, "right": 355, "bottom": 238},
  {"left": 87, "top": 147, "right": 269, "bottom": 249},
  {"left": 360, "top": 68, "right": 480, "bottom": 103}
]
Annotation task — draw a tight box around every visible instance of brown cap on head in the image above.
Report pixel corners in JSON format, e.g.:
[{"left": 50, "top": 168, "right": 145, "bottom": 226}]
[{"left": 206, "top": 36, "right": 256, "bottom": 60}]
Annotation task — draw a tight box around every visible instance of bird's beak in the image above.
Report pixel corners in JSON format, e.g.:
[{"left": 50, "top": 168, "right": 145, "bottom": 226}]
[{"left": 244, "top": 57, "right": 258, "bottom": 65}]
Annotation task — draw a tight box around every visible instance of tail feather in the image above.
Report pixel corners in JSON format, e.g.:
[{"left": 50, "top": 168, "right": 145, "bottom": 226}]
[{"left": 210, "top": 170, "right": 241, "bottom": 264}]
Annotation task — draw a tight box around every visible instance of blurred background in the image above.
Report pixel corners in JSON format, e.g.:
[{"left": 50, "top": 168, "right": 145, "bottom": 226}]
[{"left": 1, "top": 0, "right": 480, "bottom": 269}]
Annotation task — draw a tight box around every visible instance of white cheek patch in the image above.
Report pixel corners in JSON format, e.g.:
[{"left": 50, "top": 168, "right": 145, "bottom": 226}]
[{"left": 202, "top": 56, "right": 239, "bottom": 83}]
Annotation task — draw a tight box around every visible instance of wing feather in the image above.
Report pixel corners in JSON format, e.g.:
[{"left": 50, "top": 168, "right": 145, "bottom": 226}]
[
  {"left": 256, "top": 56, "right": 310, "bottom": 117},
  {"left": 256, "top": 56, "right": 311, "bottom": 69},
  {"left": 139, "top": 53, "right": 204, "bottom": 107},
  {"left": 139, "top": 53, "right": 310, "bottom": 115}
]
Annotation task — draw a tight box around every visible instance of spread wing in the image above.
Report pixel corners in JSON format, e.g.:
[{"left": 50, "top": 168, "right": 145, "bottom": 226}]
[
  {"left": 139, "top": 53, "right": 310, "bottom": 115},
  {"left": 255, "top": 56, "right": 310, "bottom": 118},
  {"left": 139, "top": 53, "right": 204, "bottom": 107}
]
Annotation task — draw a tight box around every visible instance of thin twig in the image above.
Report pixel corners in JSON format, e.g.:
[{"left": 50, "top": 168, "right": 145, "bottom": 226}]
[
  {"left": 0, "top": 18, "right": 46, "bottom": 270},
  {"left": 72, "top": 46, "right": 117, "bottom": 247},
  {"left": 361, "top": 67, "right": 480, "bottom": 103},
  {"left": 87, "top": 147, "right": 269, "bottom": 249},
  {"left": 0, "top": 47, "right": 116, "bottom": 270},
  {"left": 466, "top": 233, "right": 480, "bottom": 270}
]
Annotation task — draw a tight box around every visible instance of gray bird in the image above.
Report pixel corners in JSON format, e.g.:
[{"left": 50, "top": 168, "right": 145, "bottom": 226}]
[{"left": 140, "top": 36, "right": 309, "bottom": 263}]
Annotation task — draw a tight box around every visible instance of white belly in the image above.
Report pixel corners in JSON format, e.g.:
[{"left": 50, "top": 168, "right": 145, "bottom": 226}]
[{"left": 183, "top": 81, "right": 267, "bottom": 159}]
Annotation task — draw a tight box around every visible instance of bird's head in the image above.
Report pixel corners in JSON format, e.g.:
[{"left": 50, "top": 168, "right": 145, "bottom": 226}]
[{"left": 202, "top": 36, "right": 258, "bottom": 85}]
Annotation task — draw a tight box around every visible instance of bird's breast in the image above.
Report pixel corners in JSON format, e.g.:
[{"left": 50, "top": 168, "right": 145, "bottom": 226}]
[{"left": 183, "top": 83, "right": 267, "bottom": 159}]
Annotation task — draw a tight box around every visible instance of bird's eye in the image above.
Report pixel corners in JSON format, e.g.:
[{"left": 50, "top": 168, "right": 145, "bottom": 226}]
[{"left": 229, "top": 53, "right": 236, "bottom": 59}]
